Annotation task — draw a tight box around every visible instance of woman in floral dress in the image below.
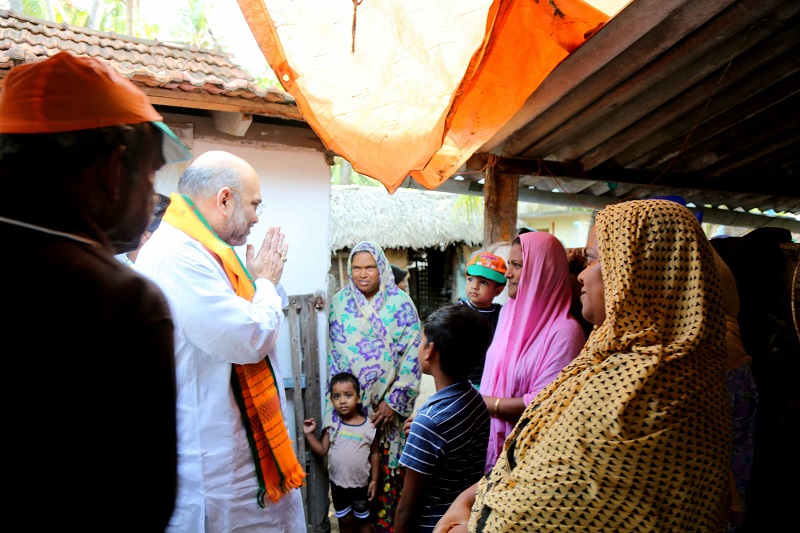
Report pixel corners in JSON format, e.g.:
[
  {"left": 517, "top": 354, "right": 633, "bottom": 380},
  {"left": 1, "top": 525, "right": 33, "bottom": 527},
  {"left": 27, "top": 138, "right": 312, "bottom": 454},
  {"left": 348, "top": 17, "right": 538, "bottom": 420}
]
[{"left": 326, "top": 241, "right": 422, "bottom": 531}]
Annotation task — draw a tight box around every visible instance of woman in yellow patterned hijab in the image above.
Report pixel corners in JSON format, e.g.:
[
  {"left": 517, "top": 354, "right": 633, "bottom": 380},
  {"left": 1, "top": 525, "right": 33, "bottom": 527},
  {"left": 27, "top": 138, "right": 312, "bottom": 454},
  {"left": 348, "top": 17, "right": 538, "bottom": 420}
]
[{"left": 434, "top": 199, "right": 732, "bottom": 532}]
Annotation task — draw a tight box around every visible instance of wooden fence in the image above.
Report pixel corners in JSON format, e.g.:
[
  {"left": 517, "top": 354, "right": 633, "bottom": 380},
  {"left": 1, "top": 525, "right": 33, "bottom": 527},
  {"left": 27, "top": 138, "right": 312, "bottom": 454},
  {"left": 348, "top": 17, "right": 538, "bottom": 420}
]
[{"left": 285, "top": 292, "right": 331, "bottom": 532}]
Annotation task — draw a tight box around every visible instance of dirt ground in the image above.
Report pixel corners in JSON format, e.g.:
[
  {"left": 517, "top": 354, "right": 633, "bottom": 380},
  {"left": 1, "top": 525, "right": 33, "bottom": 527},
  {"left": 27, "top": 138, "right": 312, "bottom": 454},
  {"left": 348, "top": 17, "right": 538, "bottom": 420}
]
[{"left": 329, "top": 504, "right": 339, "bottom": 532}]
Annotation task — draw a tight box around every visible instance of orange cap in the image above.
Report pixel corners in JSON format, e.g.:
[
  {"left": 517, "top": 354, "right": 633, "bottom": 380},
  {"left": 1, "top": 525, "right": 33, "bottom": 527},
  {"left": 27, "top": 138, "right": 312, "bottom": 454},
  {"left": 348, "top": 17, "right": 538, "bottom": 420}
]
[
  {"left": 0, "top": 51, "right": 191, "bottom": 163},
  {"left": 466, "top": 252, "right": 507, "bottom": 285}
]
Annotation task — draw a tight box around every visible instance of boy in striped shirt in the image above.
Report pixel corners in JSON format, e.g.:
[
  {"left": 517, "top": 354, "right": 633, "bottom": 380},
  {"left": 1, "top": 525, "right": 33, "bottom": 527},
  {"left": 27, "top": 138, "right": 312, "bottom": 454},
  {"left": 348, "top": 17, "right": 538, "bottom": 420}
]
[{"left": 395, "top": 304, "right": 492, "bottom": 532}]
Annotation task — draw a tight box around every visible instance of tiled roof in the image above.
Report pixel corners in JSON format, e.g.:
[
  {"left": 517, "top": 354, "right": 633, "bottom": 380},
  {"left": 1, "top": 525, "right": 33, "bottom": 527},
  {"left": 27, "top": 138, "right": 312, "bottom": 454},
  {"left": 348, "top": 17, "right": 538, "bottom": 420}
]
[{"left": 0, "top": 10, "right": 301, "bottom": 120}]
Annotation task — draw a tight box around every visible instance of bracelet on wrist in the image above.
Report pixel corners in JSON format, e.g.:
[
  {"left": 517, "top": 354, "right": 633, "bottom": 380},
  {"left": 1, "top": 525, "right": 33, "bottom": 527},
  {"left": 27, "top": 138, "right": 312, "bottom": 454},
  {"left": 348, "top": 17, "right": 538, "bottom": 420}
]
[{"left": 494, "top": 397, "right": 501, "bottom": 417}]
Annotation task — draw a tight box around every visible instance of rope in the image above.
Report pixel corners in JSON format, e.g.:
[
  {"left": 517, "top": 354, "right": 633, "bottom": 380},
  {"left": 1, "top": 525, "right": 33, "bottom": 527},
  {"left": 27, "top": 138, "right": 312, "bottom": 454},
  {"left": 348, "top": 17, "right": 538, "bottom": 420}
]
[{"left": 351, "top": 0, "right": 363, "bottom": 53}]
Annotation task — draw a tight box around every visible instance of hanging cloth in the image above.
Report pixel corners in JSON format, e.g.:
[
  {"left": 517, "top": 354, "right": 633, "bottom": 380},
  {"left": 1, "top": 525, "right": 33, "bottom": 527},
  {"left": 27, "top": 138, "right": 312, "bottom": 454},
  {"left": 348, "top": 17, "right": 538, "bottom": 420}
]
[{"left": 237, "top": 0, "right": 608, "bottom": 192}]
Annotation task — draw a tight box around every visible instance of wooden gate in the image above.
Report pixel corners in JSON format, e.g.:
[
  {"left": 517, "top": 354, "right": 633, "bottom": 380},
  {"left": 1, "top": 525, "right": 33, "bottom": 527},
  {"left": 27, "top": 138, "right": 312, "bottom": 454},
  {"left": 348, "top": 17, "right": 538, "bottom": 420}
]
[{"left": 285, "top": 292, "right": 331, "bottom": 532}]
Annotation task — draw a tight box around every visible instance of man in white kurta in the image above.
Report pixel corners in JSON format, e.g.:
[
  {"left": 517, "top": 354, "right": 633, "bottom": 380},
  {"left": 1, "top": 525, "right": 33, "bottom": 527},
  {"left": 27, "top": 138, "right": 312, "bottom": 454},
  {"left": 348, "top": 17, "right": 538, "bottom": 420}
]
[{"left": 136, "top": 151, "right": 306, "bottom": 532}]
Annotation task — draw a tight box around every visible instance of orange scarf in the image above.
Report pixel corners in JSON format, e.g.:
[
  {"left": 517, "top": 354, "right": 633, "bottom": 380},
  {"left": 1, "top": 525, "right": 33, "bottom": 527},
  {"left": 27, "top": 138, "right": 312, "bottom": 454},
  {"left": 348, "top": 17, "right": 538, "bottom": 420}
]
[{"left": 163, "top": 193, "right": 305, "bottom": 505}]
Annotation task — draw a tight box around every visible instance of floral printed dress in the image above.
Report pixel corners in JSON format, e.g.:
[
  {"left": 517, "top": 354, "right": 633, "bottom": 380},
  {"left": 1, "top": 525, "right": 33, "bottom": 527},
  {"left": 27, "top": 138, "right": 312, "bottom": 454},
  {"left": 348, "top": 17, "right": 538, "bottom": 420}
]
[{"left": 325, "top": 241, "right": 422, "bottom": 531}]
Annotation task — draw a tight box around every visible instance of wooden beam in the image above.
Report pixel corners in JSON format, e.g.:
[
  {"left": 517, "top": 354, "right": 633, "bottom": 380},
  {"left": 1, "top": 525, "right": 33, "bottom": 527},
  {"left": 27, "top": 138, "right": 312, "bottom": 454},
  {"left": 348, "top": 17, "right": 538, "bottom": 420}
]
[
  {"left": 399, "top": 172, "right": 799, "bottom": 231},
  {"left": 482, "top": 0, "right": 732, "bottom": 153},
  {"left": 141, "top": 86, "right": 305, "bottom": 121},
  {"left": 619, "top": 72, "right": 800, "bottom": 168},
  {"left": 526, "top": 0, "right": 761, "bottom": 160},
  {"left": 466, "top": 153, "right": 800, "bottom": 198},
  {"left": 579, "top": 24, "right": 800, "bottom": 170},
  {"left": 300, "top": 293, "right": 329, "bottom": 533},
  {"left": 211, "top": 111, "right": 253, "bottom": 137}
]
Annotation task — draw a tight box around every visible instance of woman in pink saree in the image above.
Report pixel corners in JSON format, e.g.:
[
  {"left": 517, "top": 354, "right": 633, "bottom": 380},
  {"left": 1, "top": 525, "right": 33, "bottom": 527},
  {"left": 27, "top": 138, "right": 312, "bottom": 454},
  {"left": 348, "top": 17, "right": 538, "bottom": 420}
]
[{"left": 479, "top": 231, "right": 586, "bottom": 472}]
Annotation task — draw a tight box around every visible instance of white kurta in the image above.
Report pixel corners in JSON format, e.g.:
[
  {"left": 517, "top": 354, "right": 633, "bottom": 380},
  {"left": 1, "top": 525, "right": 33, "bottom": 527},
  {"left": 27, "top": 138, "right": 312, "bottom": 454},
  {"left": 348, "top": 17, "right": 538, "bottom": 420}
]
[{"left": 136, "top": 222, "right": 306, "bottom": 533}]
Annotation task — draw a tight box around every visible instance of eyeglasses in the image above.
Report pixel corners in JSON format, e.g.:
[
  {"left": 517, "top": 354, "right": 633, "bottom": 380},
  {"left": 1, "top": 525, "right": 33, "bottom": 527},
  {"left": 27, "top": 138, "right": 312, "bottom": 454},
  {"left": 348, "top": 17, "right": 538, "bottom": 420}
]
[{"left": 230, "top": 188, "right": 264, "bottom": 216}]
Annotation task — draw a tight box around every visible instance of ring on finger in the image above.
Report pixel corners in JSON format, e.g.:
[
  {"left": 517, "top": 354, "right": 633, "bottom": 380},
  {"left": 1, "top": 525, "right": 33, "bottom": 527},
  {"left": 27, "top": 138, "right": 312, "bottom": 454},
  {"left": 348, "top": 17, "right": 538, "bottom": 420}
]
[{"left": 281, "top": 256, "right": 287, "bottom": 262}]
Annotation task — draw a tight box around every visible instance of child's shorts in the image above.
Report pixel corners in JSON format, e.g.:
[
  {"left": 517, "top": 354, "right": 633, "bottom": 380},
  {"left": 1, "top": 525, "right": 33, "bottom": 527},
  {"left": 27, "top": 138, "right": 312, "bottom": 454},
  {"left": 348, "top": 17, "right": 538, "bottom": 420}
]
[{"left": 330, "top": 480, "right": 370, "bottom": 520}]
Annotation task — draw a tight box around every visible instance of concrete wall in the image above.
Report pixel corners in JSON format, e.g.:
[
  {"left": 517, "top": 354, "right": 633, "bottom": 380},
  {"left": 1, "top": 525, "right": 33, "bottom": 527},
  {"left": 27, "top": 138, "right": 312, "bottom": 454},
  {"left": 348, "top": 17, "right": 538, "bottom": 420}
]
[{"left": 519, "top": 212, "right": 593, "bottom": 248}]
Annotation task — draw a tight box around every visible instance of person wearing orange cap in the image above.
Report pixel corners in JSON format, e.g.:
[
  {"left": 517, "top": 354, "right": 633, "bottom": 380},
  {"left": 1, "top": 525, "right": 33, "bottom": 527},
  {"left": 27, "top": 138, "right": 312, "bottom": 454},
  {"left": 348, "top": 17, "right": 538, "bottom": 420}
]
[
  {"left": 458, "top": 251, "right": 508, "bottom": 389},
  {"left": 0, "top": 51, "right": 191, "bottom": 530}
]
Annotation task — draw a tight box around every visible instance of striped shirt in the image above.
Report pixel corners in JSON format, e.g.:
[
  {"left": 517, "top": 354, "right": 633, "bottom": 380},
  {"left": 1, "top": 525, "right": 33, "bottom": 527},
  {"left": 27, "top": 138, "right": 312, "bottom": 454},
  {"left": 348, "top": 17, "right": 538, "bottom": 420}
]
[{"left": 400, "top": 380, "right": 490, "bottom": 531}]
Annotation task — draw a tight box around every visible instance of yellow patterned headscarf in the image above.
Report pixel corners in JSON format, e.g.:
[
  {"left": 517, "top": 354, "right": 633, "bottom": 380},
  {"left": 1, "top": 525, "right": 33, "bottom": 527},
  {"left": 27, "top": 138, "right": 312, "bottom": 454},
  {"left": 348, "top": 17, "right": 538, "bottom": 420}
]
[{"left": 470, "top": 200, "right": 732, "bottom": 532}]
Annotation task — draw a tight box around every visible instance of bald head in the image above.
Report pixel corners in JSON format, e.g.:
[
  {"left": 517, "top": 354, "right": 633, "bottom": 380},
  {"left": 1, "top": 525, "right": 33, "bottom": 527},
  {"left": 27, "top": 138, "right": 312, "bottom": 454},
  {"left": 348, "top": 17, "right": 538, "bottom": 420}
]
[
  {"left": 192, "top": 150, "right": 252, "bottom": 174},
  {"left": 175, "top": 150, "right": 262, "bottom": 246},
  {"left": 178, "top": 150, "right": 258, "bottom": 200}
]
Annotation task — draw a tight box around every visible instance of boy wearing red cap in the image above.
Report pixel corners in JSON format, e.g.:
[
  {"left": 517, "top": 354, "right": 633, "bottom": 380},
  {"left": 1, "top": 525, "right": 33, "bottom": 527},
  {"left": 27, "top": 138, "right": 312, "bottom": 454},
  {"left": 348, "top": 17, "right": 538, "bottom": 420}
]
[{"left": 458, "top": 251, "right": 507, "bottom": 388}]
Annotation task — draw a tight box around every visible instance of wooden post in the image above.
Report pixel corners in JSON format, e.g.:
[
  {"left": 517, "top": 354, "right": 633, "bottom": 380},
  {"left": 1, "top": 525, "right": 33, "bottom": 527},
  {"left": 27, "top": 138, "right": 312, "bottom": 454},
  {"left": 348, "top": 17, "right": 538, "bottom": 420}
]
[
  {"left": 287, "top": 297, "right": 306, "bottom": 506},
  {"left": 483, "top": 171, "right": 518, "bottom": 246},
  {"left": 285, "top": 293, "right": 332, "bottom": 531},
  {"left": 302, "top": 292, "right": 331, "bottom": 532}
]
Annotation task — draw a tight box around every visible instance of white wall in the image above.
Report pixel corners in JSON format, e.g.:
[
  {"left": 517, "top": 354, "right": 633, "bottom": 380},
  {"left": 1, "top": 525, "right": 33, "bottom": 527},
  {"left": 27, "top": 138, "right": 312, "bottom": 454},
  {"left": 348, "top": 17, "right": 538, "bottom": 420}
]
[
  {"left": 519, "top": 213, "right": 593, "bottom": 248},
  {"left": 156, "top": 142, "right": 331, "bottom": 296}
]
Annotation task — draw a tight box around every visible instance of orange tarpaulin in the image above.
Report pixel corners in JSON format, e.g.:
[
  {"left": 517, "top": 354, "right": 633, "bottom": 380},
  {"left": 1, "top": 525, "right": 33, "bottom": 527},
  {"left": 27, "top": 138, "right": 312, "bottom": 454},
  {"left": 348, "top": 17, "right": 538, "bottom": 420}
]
[{"left": 237, "top": 0, "right": 608, "bottom": 193}]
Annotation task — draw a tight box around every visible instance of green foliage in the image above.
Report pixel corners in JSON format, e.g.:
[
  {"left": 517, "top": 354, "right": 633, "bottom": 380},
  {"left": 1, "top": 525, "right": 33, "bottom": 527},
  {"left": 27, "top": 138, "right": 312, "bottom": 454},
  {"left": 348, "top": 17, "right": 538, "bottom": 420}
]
[
  {"left": 253, "top": 72, "right": 282, "bottom": 90},
  {"left": 47, "top": 0, "right": 87, "bottom": 25},
  {"left": 140, "top": 21, "right": 162, "bottom": 40},
  {"left": 97, "top": 0, "right": 126, "bottom": 34},
  {"left": 330, "top": 156, "right": 380, "bottom": 186},
  {"left": 16, "top": 0, "right": 46, "bottom": 19},
  {"left": 239, "top": 63, "right": 282, "bottom": 90},
  {"left": 453, "top": 194, "right": 482, "bottom": 222},
  {"left": 173, "top": 0, "right": 214, "bottom": 49}
]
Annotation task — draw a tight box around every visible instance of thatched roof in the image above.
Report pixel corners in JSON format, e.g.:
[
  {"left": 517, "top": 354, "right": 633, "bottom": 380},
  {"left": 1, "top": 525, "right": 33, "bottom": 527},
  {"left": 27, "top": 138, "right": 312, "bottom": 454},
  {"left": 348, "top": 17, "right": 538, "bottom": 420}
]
[{"left": 330, "top": 185, "right": 487, "bottom": 252}]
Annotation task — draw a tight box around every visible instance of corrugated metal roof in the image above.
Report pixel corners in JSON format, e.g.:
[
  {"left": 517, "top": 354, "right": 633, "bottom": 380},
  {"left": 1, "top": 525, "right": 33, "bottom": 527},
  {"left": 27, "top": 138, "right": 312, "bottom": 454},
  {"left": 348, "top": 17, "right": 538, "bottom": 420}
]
[{"left": 462, "top": 0, "right": 799, "bottom": 226}]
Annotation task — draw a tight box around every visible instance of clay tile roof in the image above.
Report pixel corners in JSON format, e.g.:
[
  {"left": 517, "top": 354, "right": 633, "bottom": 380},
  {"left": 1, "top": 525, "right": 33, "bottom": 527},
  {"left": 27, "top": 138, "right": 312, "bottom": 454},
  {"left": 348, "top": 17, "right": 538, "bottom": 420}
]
[{"left": 0, "top": 9, "right": 301, "bottom": 120}]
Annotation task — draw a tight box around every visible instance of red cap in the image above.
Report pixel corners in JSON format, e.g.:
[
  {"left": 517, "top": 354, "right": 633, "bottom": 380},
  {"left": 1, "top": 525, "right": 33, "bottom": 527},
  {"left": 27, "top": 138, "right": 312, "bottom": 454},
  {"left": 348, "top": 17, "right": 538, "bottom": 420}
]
[
  {"left": 466, "top": 252, "right": 507, "bottom": 284},
  {"left": 0, "top": 51, "right": 191, "bottom": 163}
]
